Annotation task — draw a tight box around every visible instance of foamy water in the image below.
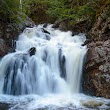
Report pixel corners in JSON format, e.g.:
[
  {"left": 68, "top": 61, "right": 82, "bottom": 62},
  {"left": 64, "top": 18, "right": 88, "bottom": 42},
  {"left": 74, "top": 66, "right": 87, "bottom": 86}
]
[{"left": 0, "top": 24, "right": 109, "bottom": 110}]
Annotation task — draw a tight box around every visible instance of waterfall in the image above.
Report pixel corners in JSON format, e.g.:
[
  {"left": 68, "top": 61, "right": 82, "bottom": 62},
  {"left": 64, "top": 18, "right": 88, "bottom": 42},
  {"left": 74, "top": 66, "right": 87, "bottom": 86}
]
[{"left": 0, "top": 24, "right": 87, "bottom": 95}]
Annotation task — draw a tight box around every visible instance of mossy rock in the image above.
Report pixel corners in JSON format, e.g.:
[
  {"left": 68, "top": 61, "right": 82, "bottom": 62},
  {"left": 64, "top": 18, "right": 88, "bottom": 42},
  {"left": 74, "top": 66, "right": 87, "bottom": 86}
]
[{"left": 81, "top": 100, "right": 103, "bottom": 108}]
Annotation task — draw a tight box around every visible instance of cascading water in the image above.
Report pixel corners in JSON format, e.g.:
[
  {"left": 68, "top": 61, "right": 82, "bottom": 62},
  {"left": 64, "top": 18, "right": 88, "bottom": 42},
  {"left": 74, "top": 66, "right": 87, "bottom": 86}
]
[
  {"left": 0, "top": 24, "right": 109, "bottom": 110},
  {"left": 0, "top": 24, "right": 87, "bottom": 95}
]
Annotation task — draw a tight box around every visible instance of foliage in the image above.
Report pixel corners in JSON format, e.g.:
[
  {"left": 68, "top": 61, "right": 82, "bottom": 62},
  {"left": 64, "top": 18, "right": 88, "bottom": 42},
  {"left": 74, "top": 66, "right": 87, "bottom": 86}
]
[
  {"left": 46, "top": 0, "right": 66, "bottom": 18},
  {"left": 22, "top": 0, "right": 55, "bottom": 23},
  {"left": 0, "top": 0, "right": 22, "bottom": 23},
  {"left": 0, "top": 0, "right": 109, "bottom": 24}
]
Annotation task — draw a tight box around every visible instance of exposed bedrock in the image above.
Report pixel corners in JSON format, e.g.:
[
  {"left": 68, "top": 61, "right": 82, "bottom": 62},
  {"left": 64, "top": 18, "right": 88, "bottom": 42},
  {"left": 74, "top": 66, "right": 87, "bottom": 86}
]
[
  {"left": 82, "top": 40, "right": 110, "bottom": 98},
  {"left": 0, "top": 17, "right": 34, "bottom": 57}
]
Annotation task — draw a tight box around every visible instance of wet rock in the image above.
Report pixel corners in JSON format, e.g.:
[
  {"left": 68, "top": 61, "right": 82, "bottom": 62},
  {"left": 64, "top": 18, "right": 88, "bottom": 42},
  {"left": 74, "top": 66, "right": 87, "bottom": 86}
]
[
  {"left": 0, "top": 102, "right": 12, "bottom": 110},
  {"left": 42, "top": 28, "right": 50, "bottom": 34},
  {"left": 17, "top": 15, "right": 35, "bottom": 31},
  {"left": 81, "top": 100, "right": 103, "bottom": 108},
  {"left": 59, "top": 49, "right": 66, "bottom": 80},
  {"left": 45, "top": 34, "right": 51, "bottom": 40},
  {"left": 28, "top": 47, "right": 36, "bottom": 56},
  {"left": 82, "top": 39, "right": 91, "bottom": 46},
  {"left": 82, "top": 40, "right": 110, "bottom": 98},
  {"left": 43, "top": 23, "right": 48, "bottom": 28}
]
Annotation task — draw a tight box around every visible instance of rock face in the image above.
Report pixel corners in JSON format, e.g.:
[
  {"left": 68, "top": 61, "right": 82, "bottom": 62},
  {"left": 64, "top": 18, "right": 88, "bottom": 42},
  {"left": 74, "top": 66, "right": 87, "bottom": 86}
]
[
  {"left": 0, "top": 22, "right": 17, "bottom": 57},
  {"left": 53, "top": 19, "right": 92, "bottom": 35},
  {"left": 0, "top": 17, "right": 34, "bottom": 57},
  {"left": 89, "top": 16, "right": 110, "bottom": 41},
  {"left": 89, "top": 3, "right": 110, "bottom": 41},
  {"left": 0, "top": 38, "right": 11, "bottom": 57},
  {"left": 82, "top": 40, "right": 110, "bottom": 98}
]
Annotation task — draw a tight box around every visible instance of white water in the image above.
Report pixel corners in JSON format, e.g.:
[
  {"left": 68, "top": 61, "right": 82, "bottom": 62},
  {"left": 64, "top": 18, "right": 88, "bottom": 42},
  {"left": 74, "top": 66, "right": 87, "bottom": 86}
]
[
  {"left": 0, "top": 24, "right": 87, "bottom": 95},
  {"left": 0, "top": 24, "right": 109, "bottom": 110}
]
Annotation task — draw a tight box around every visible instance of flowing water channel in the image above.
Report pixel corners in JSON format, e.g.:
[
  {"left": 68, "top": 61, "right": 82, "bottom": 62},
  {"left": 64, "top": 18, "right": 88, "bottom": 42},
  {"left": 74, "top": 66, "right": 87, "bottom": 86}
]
[{"left": 0, "top": 24, "right": 109, "bottom": 110}]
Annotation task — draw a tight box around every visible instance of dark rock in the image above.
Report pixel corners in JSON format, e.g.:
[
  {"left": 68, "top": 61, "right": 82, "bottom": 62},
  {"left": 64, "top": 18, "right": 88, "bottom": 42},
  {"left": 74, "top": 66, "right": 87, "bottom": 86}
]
[
  {"left": 43, "top": 23, "right": 48, "bottom": 28},
  {"left": 28, "top": 47, "right": 36, "bottom": 56},
  {"left": 52, "top": 20, "right": 62, "bottom": 28},
  {"left": 72, "top": 32, "right": 79, "bottom": 36},
  {"left": 0, "top": 102, "right": 12, "bottom": 110},
  {"left": 42, "top": 28, "right": 50, "bottom": 34},
  {"left": 71, "top": 19, "right": 92, "bottom": 34},
  {"left": 82, "top": 39, "right": 91, "bottom": 46},
  {"left": 42, "top": 49, "right": 47, "bottom": 62},
  {"left": 52, "top": 23, "right": 59, "bottom": 29},
  {"left": 45, "top": 34, "right": 51, "bottom": 40},
  {"left": 52, "top": 19, "right": 71, "bottom": 31},
  {"left": 0, "top": 38, "right": 11, "bottom": 57},
  {"left": 53, "top": 18, "right": 92, "bottom": 36},
  {"left": 59, "top": 49, "right": 66, "bottom": 80},
  {"left": 0, "top": 15, "right": 34, "bottom": 57},
  {"left": 82, "top": 40, "right": 110, "bottom": 98}
]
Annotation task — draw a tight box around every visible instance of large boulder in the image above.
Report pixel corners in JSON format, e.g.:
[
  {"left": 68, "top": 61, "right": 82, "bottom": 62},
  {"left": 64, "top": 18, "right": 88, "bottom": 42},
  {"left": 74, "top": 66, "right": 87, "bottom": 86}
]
[{"left": 82, "top": 40, "right": 110, "bottom": 98}]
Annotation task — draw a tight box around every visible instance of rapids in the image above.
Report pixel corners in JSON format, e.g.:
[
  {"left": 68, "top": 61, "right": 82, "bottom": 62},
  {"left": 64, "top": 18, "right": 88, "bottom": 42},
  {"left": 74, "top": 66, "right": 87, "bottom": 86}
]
[
  {"left": 0, "top": 24, "right": 109, "bottom": 110},
  {"left": 0, "top": 24, "right": 87, "bottom": 95}
]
